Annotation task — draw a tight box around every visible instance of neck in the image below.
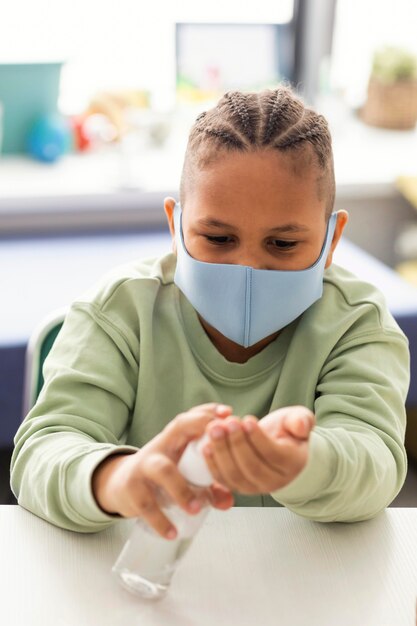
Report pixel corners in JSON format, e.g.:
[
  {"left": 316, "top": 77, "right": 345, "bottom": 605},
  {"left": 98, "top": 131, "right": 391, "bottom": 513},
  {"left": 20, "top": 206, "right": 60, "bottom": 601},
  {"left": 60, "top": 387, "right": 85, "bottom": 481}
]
[{"left": 197, "top": 315, "right": 280, "bottom": 363}]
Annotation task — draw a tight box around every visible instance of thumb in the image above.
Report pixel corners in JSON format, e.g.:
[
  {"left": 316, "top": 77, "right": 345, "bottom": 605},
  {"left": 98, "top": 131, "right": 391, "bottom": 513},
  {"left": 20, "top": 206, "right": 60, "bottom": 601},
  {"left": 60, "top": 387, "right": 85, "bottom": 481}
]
[
  {"left": 283, "top": 408, "right": 315, "bottom": 440},
  {"left": 159, "top": 403, "right": 232, "bottom": 459}
]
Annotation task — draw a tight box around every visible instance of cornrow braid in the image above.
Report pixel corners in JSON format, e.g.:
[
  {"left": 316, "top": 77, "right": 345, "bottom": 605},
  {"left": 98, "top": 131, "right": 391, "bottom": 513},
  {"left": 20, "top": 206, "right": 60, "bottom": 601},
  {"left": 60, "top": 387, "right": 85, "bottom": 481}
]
[
  {"left": 271, "top": 109, "right": 330, "bottom": 168},
  {"left": 261, "top": 89, "right": 304, "bottom": 145},
  {"left": 223, "top": 91, "right": 257, "bottom": 143},
  {"left": 278, "top": 124, "right": 324, "bottom": 147},
  {"left": 179, "top": 84, "right": 335, "bottom": 216},
  {"left": 202, "top": 126, "right": 245, "bottom": 150}
]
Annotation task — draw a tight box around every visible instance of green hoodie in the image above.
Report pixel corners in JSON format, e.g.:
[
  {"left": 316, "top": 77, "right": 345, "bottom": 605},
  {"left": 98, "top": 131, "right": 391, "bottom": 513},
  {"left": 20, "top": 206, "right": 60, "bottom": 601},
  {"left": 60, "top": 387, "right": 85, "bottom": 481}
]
[{"left": 11, "top": 253, "right": 410, "bottom": 532}]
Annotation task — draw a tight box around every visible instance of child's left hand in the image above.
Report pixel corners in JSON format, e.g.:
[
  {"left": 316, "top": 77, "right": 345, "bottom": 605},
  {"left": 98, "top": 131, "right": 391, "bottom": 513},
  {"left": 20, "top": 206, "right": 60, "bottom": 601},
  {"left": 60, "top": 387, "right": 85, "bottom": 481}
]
[{"left": 202, "top": 406, "right": 315, "bottom": 495}]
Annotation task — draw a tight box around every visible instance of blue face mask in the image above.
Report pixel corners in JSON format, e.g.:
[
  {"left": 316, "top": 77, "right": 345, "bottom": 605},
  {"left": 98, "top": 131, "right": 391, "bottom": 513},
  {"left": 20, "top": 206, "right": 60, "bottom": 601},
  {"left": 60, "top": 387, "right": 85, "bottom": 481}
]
[{"left": 173, "top": 203, "right": 338, "bottom": 347}]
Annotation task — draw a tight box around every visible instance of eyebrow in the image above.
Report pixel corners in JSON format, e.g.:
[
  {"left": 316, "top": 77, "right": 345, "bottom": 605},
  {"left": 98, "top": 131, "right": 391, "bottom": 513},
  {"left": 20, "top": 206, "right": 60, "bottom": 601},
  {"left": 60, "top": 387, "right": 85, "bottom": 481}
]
[{"left": 195, "top": 218, "right": 311, "bottom": 234}]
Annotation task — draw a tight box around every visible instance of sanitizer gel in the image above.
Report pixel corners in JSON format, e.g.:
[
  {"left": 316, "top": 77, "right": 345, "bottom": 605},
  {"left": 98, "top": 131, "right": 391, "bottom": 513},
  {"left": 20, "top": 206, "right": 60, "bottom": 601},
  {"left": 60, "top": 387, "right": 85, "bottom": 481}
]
[{"left": 112, "top": 436, "right": 212, "bottom": 600}]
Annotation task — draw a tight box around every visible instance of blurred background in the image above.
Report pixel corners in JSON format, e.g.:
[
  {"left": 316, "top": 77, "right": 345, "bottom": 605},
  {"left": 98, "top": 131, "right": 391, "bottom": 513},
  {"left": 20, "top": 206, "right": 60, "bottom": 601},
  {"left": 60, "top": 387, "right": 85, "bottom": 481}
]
[{"left": 1, "top": 0, "right": 417, "bottom": 505}]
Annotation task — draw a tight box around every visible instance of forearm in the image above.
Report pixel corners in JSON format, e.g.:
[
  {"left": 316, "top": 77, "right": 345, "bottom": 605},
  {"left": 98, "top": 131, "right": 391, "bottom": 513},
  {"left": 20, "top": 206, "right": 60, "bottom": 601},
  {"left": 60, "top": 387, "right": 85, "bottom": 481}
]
[
  {"left": 11, "top": 430, "right": 138, "bottom": 533},
  {"left": 11, "top": 302, "right": 140, "bottom": 532}
]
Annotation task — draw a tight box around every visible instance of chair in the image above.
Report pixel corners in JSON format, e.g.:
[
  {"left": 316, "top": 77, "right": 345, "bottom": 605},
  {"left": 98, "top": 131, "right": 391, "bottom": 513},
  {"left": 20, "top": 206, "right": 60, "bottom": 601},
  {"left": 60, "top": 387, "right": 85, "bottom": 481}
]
[{"left": 22, "top": 307, "right": 67, "bottom": 416}]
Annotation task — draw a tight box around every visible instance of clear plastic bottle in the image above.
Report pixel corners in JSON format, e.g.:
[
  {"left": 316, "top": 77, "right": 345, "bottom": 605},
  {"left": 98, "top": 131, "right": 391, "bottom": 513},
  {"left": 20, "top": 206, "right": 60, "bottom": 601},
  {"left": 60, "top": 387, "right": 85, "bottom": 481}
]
[{"left": 112, "top": 436, "right": 212, "bottom": 600}]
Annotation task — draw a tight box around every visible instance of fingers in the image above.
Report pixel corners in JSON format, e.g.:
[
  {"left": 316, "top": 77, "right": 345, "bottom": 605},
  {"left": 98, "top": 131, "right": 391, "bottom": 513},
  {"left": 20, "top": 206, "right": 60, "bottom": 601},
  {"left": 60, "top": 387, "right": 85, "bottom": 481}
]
[
  {"left": 124, "top": 480, "right": 178, "bottom": 540},
  {"left": 161, "top": 403, "right": 233, "bottom": 460},
  {"left": 201, "top": 413, "right": 310, "bottom": 494},
  {"left": 99, "top": 454, "right": 179, "bottom": 539},
  {"left": 242, "top": 416, "right": 308, "bottom": 476},
  {"left": 203, "top": 420, "right": 259, "bottom": 493},
  {"left": 97, "top": 448, "right": 209, "bottom": 540},
  {"left": 207, "top": 483, "right": 234, "bottom": 510},
  {"left": 280, "top": 406, "right": 315, "bottom": 440},
  {"left": 223, "top": 418, "right": 285, "bottom": 491},
  {"left": 204, "top": 418, "right": 284, "bottom": 493},
  {"left": 260, "top": 406, "right": 315, "bottom": 441},
  {"left": 122, "top": 452, "right": 208, "bottom": 539},
  {"left": 141, "top": 453, "right": 205, "bottom": 516}
]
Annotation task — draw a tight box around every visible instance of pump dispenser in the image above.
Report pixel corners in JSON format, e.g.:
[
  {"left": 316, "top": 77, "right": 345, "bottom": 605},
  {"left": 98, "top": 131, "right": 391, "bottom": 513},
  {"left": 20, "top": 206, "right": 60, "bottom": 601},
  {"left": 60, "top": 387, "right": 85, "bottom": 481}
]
[{"left": 177, "top": 435, "right": 212, "bottom": 486}]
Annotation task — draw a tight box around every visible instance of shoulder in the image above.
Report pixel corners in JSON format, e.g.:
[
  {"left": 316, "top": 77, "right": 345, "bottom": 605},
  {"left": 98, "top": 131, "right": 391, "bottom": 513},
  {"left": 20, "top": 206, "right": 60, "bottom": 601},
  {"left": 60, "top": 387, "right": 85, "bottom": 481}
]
[
  {"left": 299, "top": 263, "right": 408, "bottom": 347},
  {"left": 64, "top": 252, "right": 177, "bottom": 348},
  {"left": 324, "top": 263, "right": 398, "bottom": 329}
]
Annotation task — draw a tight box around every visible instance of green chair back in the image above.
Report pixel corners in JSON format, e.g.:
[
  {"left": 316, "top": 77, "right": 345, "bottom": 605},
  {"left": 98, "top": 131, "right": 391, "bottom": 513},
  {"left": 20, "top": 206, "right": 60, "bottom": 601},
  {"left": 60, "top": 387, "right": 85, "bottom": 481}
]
[
  {"left": 23, "top": 308, "right": 67, "bottom": 416},
  {"left": 35, "top": 322, "right": 64, "bottom": 401}
]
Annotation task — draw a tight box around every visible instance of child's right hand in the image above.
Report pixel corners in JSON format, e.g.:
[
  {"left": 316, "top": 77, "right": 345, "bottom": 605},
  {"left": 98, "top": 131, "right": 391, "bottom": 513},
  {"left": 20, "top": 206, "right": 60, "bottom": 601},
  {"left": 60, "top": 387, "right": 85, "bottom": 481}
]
[{"left": 92, "top": 403, "right": 233, "bottom": 539}]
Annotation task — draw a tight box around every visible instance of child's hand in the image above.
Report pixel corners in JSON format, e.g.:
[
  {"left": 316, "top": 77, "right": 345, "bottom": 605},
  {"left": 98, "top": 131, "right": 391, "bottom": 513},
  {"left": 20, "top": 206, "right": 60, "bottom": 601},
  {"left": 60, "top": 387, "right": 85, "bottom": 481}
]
[
  {"left": 92, "top": 403, "right": 234, "bottom": 539},
  {"left": 201, "top": 406, "right": 315, "bottom": 495}
]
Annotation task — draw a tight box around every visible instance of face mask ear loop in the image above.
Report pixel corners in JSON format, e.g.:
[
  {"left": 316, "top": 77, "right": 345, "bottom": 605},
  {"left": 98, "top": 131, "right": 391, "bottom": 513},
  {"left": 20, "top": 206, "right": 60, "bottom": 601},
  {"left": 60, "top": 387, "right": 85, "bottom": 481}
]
[
  {"left": 244, "top": 267, "right": 252, "bottom": 348},
  {"left": 324, "top": 212, "right": 338, "bottom": 260}
]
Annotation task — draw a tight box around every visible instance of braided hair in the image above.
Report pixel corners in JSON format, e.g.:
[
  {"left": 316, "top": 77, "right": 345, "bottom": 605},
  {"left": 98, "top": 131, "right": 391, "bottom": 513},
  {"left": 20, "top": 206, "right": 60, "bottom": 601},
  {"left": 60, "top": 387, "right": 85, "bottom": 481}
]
[{"left": 180, "top": 84, "right": 335, "bottom": 218}]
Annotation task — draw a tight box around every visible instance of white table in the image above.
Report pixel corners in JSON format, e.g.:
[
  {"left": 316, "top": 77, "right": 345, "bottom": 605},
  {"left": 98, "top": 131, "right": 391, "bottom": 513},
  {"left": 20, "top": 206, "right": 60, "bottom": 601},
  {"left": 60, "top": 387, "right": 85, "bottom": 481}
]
[{"left": 1, "top": 506, "right": 417, "bottom": 626}]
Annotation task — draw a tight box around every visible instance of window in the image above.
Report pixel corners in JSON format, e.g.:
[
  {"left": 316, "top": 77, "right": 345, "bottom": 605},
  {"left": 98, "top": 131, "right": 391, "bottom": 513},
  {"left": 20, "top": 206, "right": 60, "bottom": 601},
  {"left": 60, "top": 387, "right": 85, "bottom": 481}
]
[{"left": 0, "top": 1, "right": 294, "bottom": 113}]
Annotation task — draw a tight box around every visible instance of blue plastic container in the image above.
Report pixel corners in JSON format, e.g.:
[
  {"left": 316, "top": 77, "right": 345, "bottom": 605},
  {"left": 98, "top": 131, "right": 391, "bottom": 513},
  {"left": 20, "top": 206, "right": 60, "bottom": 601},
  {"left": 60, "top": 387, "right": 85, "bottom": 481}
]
[{"left": 0, "top": 62, "right": 63, "bottom": 154}]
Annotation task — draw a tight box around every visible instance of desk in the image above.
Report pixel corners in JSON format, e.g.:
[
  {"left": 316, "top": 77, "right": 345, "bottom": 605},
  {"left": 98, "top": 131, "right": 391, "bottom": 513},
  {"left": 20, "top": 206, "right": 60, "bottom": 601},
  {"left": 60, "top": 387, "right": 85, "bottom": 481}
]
[{"left": 1, "top": 506, "right": 416, "bottom": 626}]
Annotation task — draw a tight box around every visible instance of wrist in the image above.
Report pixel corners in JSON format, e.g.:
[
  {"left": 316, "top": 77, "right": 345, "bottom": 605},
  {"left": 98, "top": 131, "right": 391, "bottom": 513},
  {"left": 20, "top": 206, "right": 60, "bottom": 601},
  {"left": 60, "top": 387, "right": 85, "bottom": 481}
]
[{"left": 92, "top": 453, "right": 130, "bottom": 514}]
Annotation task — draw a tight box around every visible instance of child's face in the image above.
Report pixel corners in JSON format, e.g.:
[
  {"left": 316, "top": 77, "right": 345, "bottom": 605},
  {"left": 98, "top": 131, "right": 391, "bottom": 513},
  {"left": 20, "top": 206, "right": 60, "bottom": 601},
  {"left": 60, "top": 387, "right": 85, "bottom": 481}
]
[{"left": 166, "top": 149, "right": 347, "bottom": 271}]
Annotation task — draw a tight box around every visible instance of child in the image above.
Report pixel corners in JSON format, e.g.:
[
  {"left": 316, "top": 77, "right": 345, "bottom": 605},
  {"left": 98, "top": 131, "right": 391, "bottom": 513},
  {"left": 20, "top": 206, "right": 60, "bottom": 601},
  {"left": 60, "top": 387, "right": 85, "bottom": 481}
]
[{"left": 11, "top": 85, "right": 410, "bottom": 539}]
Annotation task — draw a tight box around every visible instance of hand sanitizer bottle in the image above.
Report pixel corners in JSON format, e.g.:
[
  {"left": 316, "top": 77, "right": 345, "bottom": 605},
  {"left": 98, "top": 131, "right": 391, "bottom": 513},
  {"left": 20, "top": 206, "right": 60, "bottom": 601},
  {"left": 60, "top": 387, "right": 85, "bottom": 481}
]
[{"left": 112, "top": 436, "right": 212, "bottom": 600}]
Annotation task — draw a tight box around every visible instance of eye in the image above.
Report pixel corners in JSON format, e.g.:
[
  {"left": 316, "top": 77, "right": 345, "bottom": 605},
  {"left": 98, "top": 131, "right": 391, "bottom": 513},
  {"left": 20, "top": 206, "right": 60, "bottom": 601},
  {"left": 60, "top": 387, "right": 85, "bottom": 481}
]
[
  {"left": 205, "top": 235, "right": 233, "bottom": 246},
  {"left": 270, "top": 239, "right": 298, "bottom": 251}
]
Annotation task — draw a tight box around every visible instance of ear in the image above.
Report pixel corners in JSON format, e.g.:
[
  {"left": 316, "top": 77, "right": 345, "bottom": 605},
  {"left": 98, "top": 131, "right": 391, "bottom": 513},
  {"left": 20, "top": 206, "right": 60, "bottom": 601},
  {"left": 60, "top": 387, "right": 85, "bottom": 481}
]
[
  {"left": 164, "top": 197, "right": 177, "bottom": 253},
  {"left": 325, "top": 210, "right": 349, "bottom": 269}
]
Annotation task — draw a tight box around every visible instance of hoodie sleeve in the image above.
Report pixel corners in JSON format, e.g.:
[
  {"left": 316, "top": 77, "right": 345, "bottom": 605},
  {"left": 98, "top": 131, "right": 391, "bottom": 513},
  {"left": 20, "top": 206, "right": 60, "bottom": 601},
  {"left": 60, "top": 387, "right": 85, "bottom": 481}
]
[
  {"left": 11, "top": 302, "right": 139, "bottom": 533},
  {"left": 270, "top": 329, "right": 410, "bottom": 522}
]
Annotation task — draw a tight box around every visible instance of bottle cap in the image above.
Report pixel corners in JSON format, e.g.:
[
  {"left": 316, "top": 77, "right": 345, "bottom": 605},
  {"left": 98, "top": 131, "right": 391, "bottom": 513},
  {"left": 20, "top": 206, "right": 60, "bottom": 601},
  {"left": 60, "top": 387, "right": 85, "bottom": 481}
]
[{"left": 177, "top": 435, "right": 213, "bottom": 487}]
